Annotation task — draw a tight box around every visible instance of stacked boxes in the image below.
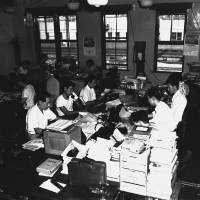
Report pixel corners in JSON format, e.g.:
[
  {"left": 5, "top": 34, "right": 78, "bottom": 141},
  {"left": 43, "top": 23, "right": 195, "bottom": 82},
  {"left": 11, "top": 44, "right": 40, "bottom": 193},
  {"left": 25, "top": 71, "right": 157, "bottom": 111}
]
[
  {"left": 147, "top": 131, "right": 178, "bottom": 199},
  {"left": 120, "top": 136, "right": 150, "bottom": 196}
]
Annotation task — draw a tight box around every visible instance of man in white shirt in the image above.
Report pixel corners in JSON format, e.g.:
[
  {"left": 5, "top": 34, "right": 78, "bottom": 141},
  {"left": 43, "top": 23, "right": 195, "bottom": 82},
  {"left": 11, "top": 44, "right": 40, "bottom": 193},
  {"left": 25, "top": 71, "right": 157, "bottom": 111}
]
[
  {"left": 79, "top": 76, "right": 97, "bottom": 105},
  {"left": 79, "top": 76, "right": 106, "bottom": 113},
  {"left": 45, "top": 65, "right": 60, "bottom": 105},
  {"left": 17, "top": 75, "right": 36, "bottom": 109},
  {"left": 26, "top": 92, "right": 57, "bottom": 140},
  {"left": 56, "top": 81, "right": 82, "bottom": 117},
  {"left": 146, "top": 87, "right": 175, "bottom": 131},
  {"left": 166, "top": 73, "right": 187, "bottom": 128}
]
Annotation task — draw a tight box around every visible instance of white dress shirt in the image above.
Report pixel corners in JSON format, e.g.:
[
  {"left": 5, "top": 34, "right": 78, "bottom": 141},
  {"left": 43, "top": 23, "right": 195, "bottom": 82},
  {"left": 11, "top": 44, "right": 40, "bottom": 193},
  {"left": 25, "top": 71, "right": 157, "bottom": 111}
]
[
  {"left": 56, "top": 93, "right": 78, "bottom": 116},
  {"left": 26, "top": 104, "right": 57, "bottom": 135},
  {"left": 171, "top": 90, "right": 187, "bottom": 127},
  {"left": 79, "top": 85, "right": 96, "bottom": 104},
  {"left": 150, "top": 101, "right": 175, "bottom": 131}
]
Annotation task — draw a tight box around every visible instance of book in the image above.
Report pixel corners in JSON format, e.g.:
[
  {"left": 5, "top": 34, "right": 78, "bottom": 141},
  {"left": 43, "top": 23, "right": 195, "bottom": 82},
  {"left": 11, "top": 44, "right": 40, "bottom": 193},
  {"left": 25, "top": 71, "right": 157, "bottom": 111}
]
[{"left": 36, "top": 158, "right": 62, "bottom": 175}]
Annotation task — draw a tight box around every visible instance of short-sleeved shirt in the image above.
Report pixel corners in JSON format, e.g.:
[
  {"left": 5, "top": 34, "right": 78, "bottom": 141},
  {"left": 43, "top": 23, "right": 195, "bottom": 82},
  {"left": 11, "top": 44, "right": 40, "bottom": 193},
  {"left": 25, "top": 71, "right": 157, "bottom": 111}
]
[
  {"left": 79, "top": 85, "right": 96, "bottom": 105},
  {"left": 22, "top": 84, "right": 36, "bottom": 109},
  {"left": 56, "top": 93, "right": 78, "bottom": 116},
  {"left": 26, "top": 104, "right": 56, "bottom": 135}
]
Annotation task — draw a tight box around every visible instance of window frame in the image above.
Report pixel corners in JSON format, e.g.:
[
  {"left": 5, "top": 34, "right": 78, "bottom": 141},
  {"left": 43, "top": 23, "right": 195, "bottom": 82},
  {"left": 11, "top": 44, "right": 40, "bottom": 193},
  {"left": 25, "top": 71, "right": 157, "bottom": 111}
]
[
  {"left": 154, "top": 10, "right": 187, "bottom": 73},
  {"left": 102, "top": 12, "right": 129, "bottom": 71},
  {"left": 30, "top": 8, "right": 79, "bottom": 67}
]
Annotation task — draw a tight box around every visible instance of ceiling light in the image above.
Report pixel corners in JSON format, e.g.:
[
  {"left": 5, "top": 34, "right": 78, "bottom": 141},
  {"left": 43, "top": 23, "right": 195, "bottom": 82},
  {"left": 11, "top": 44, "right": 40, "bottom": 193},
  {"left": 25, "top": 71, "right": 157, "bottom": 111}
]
[
  {"left": 138, "top": 0, "right": 153, "bottom": 8},
  {"left": 87, "top": 0, "right": 108, "bottom": 7}
]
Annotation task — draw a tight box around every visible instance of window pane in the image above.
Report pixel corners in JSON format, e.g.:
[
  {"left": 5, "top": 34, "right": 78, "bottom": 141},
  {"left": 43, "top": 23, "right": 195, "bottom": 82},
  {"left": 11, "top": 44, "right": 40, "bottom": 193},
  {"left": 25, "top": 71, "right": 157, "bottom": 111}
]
[
  {"left": 41, "top": 43, "right": 56, "bottom": 66},
  {"left": 159, "top": 15, "right": 172, "bottom": 41},
  {"left": 59, "top": 16, "right": 77, "bottom": 40},
  {"left": 159, "top": 14, "right": 185, "bottom": 41},
  {"left": 46, "top": 17, "right": 55, "bottom": 40},
  {"left": 105, "top": 15, "right": 116, "bottom": 38},
  {"left": 61, "top": 41, "right": 78, "bottom": 60},
  {"left": 104, "top": 14, "right": 128, "bottom": 70},
  {"left": 117, "top": 14, "right": 127, "bottom": 38},
  {"left": 37, "top": 17, "right": 46, "bottom": 40},
  {"left": 157, "top": 44, "right": 183, "bottom": 72},
  {"left": 171, "top": 15, "right": 185, "bottom": 41}
]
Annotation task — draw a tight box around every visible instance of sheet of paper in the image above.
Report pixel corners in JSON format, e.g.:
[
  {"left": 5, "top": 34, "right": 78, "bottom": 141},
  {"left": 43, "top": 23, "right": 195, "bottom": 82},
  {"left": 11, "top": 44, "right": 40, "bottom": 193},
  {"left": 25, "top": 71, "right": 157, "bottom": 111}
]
[{"left": 40, "top": 179, "right": 60, "bottom": 193}]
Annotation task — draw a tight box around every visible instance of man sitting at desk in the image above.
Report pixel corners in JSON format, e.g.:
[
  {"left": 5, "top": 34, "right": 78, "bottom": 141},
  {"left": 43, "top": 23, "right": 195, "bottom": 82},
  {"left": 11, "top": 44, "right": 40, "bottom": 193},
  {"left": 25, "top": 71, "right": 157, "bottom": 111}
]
[
  {"left": 138, "top": 87, "right": 175, "bottom": 131},
  {"left": 56, "top": 80, "right": 82, "bottom": 118},
  {"left": 26, "top": 92, "right": 57, "bottom": 140},
  {"left": 79, "top": 76, "right": 105, "bottom": 112}
]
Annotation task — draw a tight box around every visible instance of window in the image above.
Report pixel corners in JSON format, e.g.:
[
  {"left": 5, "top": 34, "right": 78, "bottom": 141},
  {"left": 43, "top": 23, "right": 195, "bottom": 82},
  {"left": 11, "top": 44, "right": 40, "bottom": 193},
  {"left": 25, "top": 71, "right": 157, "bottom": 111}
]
[
  {"left": 35, "top": 15, "right": 78, "bottom": 67},
  {"left": 103, "top": 14, "right": 128, "bottom": 70},
  {"left": 155, "top": 13, "right": 186, "bottom": 72}
]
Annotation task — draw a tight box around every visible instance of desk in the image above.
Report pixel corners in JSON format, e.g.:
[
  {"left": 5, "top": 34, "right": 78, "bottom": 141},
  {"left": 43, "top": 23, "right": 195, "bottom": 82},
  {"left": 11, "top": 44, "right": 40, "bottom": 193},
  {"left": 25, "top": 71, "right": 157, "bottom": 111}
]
[{"left": 0, "top": 149, "right": 119, "bottom": 200}]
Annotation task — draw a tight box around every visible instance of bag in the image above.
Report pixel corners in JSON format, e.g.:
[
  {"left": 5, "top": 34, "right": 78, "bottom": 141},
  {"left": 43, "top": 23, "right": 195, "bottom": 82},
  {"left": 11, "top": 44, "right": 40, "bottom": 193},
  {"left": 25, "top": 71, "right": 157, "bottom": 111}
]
[{"left": 68, "top": 157, "right": 107, "bottom": 187}]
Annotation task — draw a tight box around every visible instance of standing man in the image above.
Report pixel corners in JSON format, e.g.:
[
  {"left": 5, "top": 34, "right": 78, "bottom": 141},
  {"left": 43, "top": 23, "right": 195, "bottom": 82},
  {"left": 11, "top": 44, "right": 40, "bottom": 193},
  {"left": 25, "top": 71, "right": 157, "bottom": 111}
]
[{"left": 166, "top": 73, "right": 187, "bottom": 128}]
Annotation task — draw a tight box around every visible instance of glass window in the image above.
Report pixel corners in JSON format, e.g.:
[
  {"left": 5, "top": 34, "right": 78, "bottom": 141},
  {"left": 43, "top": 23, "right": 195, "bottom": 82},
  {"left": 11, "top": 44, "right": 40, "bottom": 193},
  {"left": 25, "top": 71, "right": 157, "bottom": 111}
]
[
  {"left": 35, "top": 15, "right": 78, "bottom": 67},
  {"left": 59, "top": 16, "right": 78, "bottom": 61},
  {"left": 155, "top": 13, "right": 186, "bottom": 72},
  {"left": 104, "top": 14, "right": 128, "bottom": 70}
]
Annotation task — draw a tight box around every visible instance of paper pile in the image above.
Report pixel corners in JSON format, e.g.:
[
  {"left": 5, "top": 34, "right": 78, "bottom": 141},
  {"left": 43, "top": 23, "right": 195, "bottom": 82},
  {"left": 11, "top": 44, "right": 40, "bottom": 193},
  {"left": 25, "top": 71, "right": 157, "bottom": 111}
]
[
  {"left": 120, "top": 136, "right": 150, "bottom": 196},
  {"left": 147, "top": 131, "right": 178, "bottom": 199},
  {"left": 22, "top": 139, "right": 44, "bottom": 151}
]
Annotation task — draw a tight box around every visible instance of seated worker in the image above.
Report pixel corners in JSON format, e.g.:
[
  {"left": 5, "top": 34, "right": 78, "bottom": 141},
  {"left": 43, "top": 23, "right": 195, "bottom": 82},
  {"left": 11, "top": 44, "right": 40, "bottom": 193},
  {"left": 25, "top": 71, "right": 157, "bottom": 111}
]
[
  {"left": 44, "top": 64, "right": 60, "bottom": 106},
  {"left": 166, "top": 73, "right": 187, "bottom": 128},
  {"left": 139, "top": 87, "right": 175, "bottom": 131},
  {"left": 79, "top": 76, "right": 106, "bottom": 112},
  {"left": 17, "top": 75, "right": 36, "bottom": 110},
  {"left": 56, "top": 80, "right": 83, "bottom": 118},
  {"left": 26, "top": 92, "right": 57, "bottom": 140}
]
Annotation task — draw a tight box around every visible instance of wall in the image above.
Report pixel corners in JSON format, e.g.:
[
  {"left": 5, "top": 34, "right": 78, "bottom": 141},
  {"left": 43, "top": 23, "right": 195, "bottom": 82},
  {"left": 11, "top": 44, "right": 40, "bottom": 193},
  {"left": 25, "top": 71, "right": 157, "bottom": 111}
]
[
  {"left": 77, "top": 10, "right": 102, "bottom": 70},
  {"left": 0, "top": 11, "right": 15, "bottom": 75},
  {"left": 0, "top": 0, "right": 196, "bottom": 85}
]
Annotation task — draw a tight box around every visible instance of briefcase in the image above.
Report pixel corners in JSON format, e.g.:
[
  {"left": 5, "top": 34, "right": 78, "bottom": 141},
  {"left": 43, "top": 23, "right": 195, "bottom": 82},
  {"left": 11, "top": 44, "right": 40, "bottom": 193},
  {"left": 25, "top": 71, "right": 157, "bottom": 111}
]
[{"left": 68, "top": 157, "right": 107, "bottom": 187}]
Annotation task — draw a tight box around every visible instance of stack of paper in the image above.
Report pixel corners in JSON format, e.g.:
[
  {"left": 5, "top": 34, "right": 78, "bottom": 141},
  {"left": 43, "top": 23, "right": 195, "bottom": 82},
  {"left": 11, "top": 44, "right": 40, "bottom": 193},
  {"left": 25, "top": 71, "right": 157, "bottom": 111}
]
[
  {"left": 22, "top": 139, "right": 44, "bottom": 151},
  {"left": 120, "top": 135, "right": 150, "bottom": 196},
  {"left": 147, "top": 131, "right": 178, "bottom": 199},
  {"left": 107, "top": 160, "right": 120, "bottom": 182},
  {"left": 47, "top": 119, "right": 74, "bottom": 131}
]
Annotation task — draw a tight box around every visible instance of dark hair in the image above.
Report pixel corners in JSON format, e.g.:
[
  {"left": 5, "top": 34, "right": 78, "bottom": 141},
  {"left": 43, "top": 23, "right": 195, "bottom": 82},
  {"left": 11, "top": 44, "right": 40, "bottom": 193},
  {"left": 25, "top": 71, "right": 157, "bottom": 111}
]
[
  {"left": 61, "top": 80, "right": 75, "bottom": 93},
  {"left": 86, "top": 75, "right": 96, "bottom": 84},
  {"left": 86, "top": 59, "right": 95, "bottom": 68},
  {"left": 166, "top": 73, "right": 182, "bottom": 88},
  {"left": 147, "top": 87, "right": 162, "bottom": 101},
  {"left": 35, "top": 92, "right": 50, "bottom": 103},
  {"left": 17, "top": 75, "right": 28, "bottom": 83},
  {"left": 21, "top": 60, "right": 31, "bottom": 66}
]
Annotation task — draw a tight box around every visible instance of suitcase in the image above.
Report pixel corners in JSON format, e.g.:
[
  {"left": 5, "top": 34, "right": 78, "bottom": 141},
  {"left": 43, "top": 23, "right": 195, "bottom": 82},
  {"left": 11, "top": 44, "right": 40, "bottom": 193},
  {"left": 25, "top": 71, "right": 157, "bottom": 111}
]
[{"left": 68, "top": 157, "right": 107, "bottom": 187}]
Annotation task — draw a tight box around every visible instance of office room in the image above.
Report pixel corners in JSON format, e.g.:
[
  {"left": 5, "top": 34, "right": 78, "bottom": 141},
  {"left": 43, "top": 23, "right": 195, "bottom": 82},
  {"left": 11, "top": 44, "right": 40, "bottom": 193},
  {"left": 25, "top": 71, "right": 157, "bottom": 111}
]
[{"left": 0, "top": 0, "right": 200, "bottom": 199}]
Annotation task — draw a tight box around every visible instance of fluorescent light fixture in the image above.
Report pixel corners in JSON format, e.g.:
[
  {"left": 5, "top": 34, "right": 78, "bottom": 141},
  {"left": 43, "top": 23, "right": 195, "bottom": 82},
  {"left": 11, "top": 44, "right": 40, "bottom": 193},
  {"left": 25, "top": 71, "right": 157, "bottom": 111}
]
[
  {"left": 138, "top": 0, "right": 153, "bottom": 7},
  {"left": 87, "top": 0, "right": 108, "bottom": 7}
]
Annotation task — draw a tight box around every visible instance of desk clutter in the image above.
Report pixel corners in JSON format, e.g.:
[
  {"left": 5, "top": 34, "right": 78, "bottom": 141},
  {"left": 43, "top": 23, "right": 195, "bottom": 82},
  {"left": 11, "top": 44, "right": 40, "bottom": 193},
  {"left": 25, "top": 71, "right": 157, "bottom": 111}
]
[{"left": 21, "top": 109, "right": 179, "bottom": 199}]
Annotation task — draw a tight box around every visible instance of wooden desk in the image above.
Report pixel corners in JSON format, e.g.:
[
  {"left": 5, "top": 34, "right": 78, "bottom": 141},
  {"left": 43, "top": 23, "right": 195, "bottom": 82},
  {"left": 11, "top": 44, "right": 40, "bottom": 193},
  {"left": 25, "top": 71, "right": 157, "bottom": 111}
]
[{"left": 0, "top": 149, "right": 119, "bottom": 200}]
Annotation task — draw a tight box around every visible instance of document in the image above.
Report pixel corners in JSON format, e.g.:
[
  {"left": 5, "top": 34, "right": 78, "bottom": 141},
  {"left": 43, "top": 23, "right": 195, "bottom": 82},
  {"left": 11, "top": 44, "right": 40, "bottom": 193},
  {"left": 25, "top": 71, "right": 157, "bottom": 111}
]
[{"left": 39, "top": 179, "right": 66, "bottom": 193}]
